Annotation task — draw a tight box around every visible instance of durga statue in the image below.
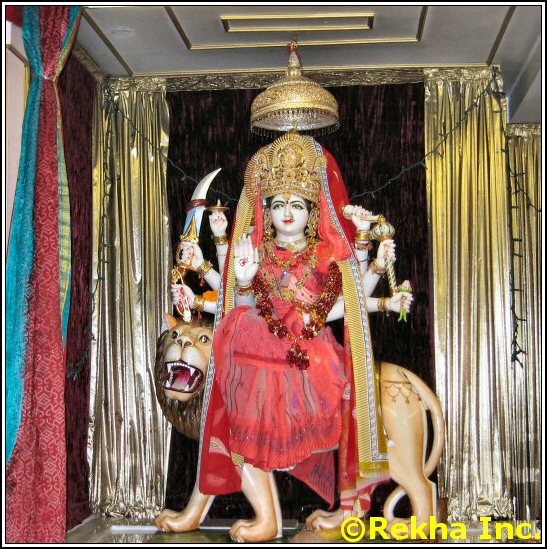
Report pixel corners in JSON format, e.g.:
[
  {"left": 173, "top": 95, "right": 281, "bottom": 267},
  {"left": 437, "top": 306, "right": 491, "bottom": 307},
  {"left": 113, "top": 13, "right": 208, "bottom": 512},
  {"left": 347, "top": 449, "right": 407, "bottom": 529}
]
[
  {"left": 155, "top": 131, "right": 436, "bottom": 541},
  {"left": 155, "top": 42, "right": 444, "bottom": 542}
]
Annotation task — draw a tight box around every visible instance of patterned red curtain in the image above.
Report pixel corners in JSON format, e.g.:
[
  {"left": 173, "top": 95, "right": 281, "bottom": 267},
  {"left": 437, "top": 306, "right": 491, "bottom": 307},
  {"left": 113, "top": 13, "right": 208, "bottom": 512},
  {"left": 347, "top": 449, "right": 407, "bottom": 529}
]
[{"left": 6, "top": 6, "right": 81, "bottom": 543}]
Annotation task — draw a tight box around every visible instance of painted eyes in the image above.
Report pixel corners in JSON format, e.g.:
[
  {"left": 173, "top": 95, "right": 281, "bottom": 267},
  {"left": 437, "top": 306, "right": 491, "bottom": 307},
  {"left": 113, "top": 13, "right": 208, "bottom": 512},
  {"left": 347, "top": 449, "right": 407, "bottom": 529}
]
[{"left": 272, "top": 202, "right": 305, "bottom": 210}]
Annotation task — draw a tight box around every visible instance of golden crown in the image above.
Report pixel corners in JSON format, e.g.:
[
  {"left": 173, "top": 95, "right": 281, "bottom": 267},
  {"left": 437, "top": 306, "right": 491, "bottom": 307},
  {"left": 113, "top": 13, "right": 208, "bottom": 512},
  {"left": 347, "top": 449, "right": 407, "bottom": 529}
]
[{"left": 244, "top": 133, "right": 327, "bottom": 206}]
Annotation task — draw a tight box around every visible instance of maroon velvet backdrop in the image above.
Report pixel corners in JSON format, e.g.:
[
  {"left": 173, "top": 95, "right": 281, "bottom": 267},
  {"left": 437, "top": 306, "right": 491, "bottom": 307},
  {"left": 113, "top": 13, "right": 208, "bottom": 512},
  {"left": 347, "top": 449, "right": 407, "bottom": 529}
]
[
  {"left": 164, "top": 83, "right": 429, "bottom": 521},
  {"left": 59, "top": 54, "right": 95, "bottom": 530},
  {"left": 322, "top": 85, "right": 431, "bottom": 388}
]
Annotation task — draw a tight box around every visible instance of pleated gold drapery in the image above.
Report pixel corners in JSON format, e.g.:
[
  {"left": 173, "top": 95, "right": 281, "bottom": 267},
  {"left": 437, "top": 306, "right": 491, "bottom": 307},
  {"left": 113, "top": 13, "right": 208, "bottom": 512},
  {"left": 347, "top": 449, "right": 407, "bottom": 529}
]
[
  {"left": 425, "top": 68, "right": 514, "bottom": 520},
  {"left": 506, "top": 123, "right": 542, "bottom": 520},
  {"left": 89, "top": 82, "right": 172, "bottom": 517}
]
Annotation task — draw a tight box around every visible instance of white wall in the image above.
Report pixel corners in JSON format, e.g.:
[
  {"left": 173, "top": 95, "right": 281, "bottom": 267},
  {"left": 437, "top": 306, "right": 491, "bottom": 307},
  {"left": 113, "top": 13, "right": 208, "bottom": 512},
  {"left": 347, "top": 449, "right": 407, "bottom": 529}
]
[{"left": 5, "top": 22, "right": 28, "bottom": 258}]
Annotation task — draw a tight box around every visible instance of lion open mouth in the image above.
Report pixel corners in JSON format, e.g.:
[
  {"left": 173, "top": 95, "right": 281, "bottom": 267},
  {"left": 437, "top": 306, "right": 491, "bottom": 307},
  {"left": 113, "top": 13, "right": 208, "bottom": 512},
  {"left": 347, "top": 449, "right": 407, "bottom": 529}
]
[{"left": 164, "top": 360, "right": 204, "bottom": 393}]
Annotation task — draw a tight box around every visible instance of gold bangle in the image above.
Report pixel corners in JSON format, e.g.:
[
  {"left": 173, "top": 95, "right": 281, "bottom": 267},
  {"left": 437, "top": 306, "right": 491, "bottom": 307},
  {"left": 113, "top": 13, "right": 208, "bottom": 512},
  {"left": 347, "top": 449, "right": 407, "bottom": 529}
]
[
  {"left": 378, "top": 297, "right": 390, "bottom": 314},
  {"left": 355, "top": 230, "right": 373, "bottom": 242},
  {"left": 369, "top": 258, "right": 387, "bottom": 276},
  {"left": 213, "top": 234, "right": 229, "bottom": 245},
  {"left": 354, "top": 242, "right": 369, "bottom": 251},
  {"left": 236, "top": 282, "right": 253, "bottom": 295},
  {"left": 194, "top": 295, "right": 205, "bottom": 312},
  {"left": 196, "top": 260, "right": 213, "bottom": 278}
]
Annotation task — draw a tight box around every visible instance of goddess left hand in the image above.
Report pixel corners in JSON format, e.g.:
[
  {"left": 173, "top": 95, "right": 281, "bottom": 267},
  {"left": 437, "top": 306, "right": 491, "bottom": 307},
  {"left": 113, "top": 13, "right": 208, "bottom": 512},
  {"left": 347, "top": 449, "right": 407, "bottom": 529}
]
[{"left": 388, "top": 280, "right": 413, "bottom": 317}]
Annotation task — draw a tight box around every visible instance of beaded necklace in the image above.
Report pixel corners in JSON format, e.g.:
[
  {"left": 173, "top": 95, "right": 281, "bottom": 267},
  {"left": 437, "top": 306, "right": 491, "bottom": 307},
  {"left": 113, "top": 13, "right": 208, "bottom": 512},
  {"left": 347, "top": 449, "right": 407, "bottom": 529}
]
[{"left": 253, "top": 261, "right": 342, "bottom": 370}]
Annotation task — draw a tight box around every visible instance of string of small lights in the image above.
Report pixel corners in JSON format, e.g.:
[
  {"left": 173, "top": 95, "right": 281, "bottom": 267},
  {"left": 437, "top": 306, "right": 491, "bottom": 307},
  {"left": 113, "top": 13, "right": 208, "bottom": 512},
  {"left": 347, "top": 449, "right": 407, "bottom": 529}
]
[
  {"left": 68, "top": 72, "right": 539, "bottom": 378},
  {"left": 490, "top": 68, "right": 540, "bottom": 369}
]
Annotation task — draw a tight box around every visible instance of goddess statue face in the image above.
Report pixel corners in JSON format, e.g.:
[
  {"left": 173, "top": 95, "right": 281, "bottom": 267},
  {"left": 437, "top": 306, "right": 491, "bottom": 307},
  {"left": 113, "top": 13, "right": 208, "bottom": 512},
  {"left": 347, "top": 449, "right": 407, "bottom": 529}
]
[{"left": 269, "top": 193, "right": 309, "bottom": 238}]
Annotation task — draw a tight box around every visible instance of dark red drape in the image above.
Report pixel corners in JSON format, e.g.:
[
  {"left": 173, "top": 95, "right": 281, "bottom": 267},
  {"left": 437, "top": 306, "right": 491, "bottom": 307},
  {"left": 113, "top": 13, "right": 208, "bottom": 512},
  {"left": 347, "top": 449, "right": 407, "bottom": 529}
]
[
  {"left": 164, "top": 82, "right": 428, "bottom": 520},
  {"left": 59, "top": 53, "right": 95, "bottom": 531},
  {"left": 6, "top": 6, "right": 24, "bottom": 26}
]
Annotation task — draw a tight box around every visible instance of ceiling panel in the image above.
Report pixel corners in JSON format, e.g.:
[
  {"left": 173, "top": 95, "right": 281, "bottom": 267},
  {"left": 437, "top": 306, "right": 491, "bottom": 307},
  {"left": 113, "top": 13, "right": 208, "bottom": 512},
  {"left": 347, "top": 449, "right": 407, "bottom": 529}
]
[
  {"left": 77, "top": 4, "right": 542, "bottom": 121},
  {"left": 493, "top": 5, "right": 542, "bottom": 95},
  {"left": 84, "top": 7, "right": 191, "bottom": 74},
  {"left": 77, "top": 14, "right": 131, "bottom": 75},
  {"left": 170, "top": 5, "right": 424, "bottom": 48}
]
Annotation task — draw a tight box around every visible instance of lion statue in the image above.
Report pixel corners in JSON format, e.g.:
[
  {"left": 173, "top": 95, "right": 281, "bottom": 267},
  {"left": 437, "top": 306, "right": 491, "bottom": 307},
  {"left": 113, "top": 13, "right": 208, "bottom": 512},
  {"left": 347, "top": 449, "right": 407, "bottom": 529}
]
[{"left": 155, "top": 315, "right": 445, "bottom": 540}]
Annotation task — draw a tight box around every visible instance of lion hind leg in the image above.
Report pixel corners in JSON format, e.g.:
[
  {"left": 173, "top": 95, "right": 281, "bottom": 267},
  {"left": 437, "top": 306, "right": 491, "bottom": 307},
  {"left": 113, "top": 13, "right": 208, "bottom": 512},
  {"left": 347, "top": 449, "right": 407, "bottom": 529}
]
[
  {"left": 380, "top": 362, "right": 439, "bottom": 531},
  {"left": 305, "top": 508, "right": 354, "bottom": 532},
  {"left": 394, "top": 366, "right": 446, "bottom": 477}
]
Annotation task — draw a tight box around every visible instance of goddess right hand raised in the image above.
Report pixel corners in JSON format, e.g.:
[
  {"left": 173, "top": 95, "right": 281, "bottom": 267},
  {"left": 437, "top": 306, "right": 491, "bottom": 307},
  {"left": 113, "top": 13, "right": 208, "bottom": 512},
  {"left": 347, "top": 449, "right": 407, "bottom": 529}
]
[{"left": 233, "top": 235, "right": 260, "bottom": 286}]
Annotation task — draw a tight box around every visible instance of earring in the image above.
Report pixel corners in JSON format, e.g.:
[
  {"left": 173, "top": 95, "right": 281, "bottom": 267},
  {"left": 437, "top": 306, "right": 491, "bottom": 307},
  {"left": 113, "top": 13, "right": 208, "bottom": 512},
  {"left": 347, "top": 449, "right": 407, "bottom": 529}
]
[
  {"left": 306, "top": 206, "right": 320, "bottom": 242},
  {"left": 263, "top": 208, "right": 274, "bottom": 241}
]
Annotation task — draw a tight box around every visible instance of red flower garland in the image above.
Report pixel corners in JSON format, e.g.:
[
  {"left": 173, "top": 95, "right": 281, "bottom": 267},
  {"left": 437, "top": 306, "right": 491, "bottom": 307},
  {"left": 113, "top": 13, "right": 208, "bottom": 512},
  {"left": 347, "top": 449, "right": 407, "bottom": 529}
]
[{"left": 252, "top": 261, "right": 342, "bottom": 370}]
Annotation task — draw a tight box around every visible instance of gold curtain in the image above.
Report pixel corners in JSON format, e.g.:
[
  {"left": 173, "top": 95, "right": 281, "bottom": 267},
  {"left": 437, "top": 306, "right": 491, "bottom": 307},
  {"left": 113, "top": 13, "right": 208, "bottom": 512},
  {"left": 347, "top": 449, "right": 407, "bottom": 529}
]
[
  {"left": 506, "top": 123, "right": 542, "bottom": 520},
  {"left": 425, "top": 68, "right": 514, "bottom": 520},
  {"left": 89, "top": 82, "right": 172, "bottom": 517}
]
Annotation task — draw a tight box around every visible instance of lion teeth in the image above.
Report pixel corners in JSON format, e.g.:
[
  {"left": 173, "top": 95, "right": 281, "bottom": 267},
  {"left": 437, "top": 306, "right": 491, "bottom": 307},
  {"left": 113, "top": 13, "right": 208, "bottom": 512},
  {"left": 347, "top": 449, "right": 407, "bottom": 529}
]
[{"left": 164, "top": 360, "right": 203, "bottom": 392}]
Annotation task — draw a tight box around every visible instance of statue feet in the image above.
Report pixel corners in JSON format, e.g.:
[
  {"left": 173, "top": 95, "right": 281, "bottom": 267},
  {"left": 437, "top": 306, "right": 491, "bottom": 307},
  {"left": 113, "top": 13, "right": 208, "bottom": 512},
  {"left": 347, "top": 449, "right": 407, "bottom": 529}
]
[
  {"left": 305, "top": 508, "right": 355, "bottom": 531},
  {"left": 230, "top": 517, "right": 281, "bottom": 543},
  {"left": 155, "top": 490, "right": 213, "bottom": 533},
  {"left": 155, "top": 508, "right": 203, "bottom": 533}
]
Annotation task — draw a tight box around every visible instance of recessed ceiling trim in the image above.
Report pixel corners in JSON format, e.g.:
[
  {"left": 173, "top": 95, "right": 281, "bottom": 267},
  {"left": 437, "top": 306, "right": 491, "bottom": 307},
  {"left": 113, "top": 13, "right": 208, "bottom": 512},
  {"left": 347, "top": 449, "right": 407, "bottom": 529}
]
[
  {"left": 188, "top": 37, "right": 419, "bottom": 50},
  {"left": 221, "top": 12, "right": 376, "bottom": 21},
  {"left": 416, "top": 6, "right": 428, "bottom": 42},
  {"left": 82, "top": 8, "right": 133, "bottom": 76},
  {"left": 486, "top": 6, "right": 516, "bottom": 66},
  {"left": 221, "top": 12, "right": 374, "bottom": 33},
  {"left": 223, "top": 24, "right": 373, "bottom": 33},
  {"left": 177, "top": 7, "right": 428, "bottom": 50},
  {"left": 165, "top": 6, "right": 192, "bottom": 50}
]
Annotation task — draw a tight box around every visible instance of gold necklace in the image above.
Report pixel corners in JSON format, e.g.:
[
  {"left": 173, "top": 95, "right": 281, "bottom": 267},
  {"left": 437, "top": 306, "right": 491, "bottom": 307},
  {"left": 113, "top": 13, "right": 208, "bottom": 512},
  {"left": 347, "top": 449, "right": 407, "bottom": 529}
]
[
  {"left": 274, "top": 236, "right": 308, "bottom": 252},
  {"left": 265, "top": 240, "right": 316, "bottom": 271}
]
